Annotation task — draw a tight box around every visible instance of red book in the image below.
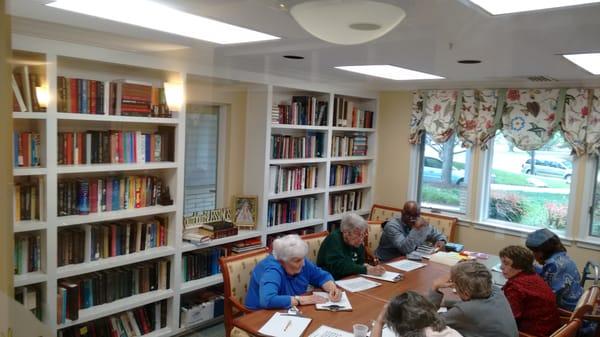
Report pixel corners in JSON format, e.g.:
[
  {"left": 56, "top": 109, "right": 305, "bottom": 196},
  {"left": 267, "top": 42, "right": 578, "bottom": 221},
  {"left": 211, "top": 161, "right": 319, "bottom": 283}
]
[
  {"left": 117, "top": 132, "right": 123, "bottom": 164},
  {"left": 78, "top": 132, "right": 84, "bottom": 165},
  {"left": 70, "top": 78, "right": 78, "bottom": 113},
  {"left": 66, "top": 132, "right": 73, "bottom": 165},
  {"left": 90, "top": 180, "right": 98, "bottom": 213},
  {"left": 90, "top": 80, "right": 97, "bottom": 114}
]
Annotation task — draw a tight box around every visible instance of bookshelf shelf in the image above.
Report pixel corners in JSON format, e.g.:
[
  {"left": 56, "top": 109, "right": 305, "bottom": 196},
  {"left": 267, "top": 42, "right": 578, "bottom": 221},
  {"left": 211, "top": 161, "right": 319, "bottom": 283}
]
[
  {"left": 269, "top": 158, "right": 327, "bottom": 165},
  {"left": 267, "top": 188, "right": 326, "bottom": 200},
  {"left": 331, "top": 127, "right": 376, "bottom": 133},
  {"left": 14, "top": 271, "right": 47, "bottom": 287},
  {"left": 13, "top": 220, "right": 47, "bottom": 233},
  {"left": 328, "top": 183, "right": 371, "bottom": 193},
  {"left": 330, "top": 156, "right": 374, "bottom": 162},
  {"left": 57, "top": 162, "right": 178, "bottom": 174},
  {"left": 181, "top": 230, "right": 262, "bottom": 253},
  {"left": 57, "top": 289, "right": 174, "bottom": 329},
  {"left": 271, "top": 124, "right": 329, "bottom": 131},
  {"left": 266, "top": 218, "right": 324, "bottom": 235},
  {"left": 13, "top": 167, "right": 47, "bottom": 176},
  {"left": 175, "top": 317, "right": 223, "bottom": 334},
  {"left": 57, "top": 205, "right": 177, "bottom": 227},
  {"left": 327, "top": 208, "right": 371, "bottom": 222},
  {"left": 143, "top": 327, "right": 173, "bottom": 337},
  {"left": 57, "top": 246, "right": 176, "bottom": 279},
  {"left": 12, "top": 111, "right": 47, "bottom": 119},
  {"left": 180, "top": 273, "right": 223, "bottom": 294},
  {"left": 56, "top": 112, "right": 179, "bottom": 125}
]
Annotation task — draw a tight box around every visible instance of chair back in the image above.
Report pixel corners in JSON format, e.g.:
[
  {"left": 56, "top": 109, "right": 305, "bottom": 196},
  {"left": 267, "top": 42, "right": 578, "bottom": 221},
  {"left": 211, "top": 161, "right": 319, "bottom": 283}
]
[
  {"left": 366, "top": 220, "right": 384, "bottom": 254},
  {"left": 569, "top": 285, "right": 599, "bottom": 322},
  {"left": 369, "top": 204, "right": 402, "bottom": 221},
  {"left": 550, "top": 319, "right": 582, "bottom": 337},
  {"left": 581, "top": 260, "right": 600, "bottom": 286},
  {"left": 421, "top": 212, "right": 458, "bottom": 242},
  {"left": 301, "top": 231, "right": 329, "bottom": 263}
]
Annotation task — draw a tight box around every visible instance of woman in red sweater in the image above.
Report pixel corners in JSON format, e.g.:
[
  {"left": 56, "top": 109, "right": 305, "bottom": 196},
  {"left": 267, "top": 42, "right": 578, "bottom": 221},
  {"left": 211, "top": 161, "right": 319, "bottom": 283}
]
[{"left": 499, "top": 245, "right": 561, "bottom": 337}]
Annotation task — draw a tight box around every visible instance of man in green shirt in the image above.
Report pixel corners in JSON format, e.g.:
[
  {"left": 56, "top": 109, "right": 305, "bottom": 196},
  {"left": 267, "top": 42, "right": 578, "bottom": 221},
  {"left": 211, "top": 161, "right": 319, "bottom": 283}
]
[{"left": 317, "top": 213, "right": 386, "bottom": 280}]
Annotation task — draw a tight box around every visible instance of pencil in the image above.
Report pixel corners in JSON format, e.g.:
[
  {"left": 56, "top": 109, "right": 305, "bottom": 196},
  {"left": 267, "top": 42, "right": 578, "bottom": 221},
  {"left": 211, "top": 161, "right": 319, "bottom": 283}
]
[{"left": 283, "top": 319, "right": 292, "bottom": 332}]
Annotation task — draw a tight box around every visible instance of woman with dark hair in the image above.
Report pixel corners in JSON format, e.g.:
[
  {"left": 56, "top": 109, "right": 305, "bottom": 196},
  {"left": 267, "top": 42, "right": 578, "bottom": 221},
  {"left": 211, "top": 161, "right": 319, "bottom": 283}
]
[
  {"left": 525, "top": 228, "right": 583, "bottom": 311},
  {"left": 371, "top": 291, "right": 462, "bottom": 337},
  {"left": 499, "top": 245, "right": 560, "bottom": 336}
]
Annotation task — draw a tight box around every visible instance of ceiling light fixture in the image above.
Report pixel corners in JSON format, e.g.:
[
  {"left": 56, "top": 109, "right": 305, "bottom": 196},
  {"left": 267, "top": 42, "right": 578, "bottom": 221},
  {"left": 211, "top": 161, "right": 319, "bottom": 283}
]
[
  {"left": 283, "top": 55, "right": 305, "bottom": 60},
  {"left": 335, "top": 65, "right": 444, "bottom": 80},
  {"left": 46, "top": 0, "right": 280, "bottom": 45},
  {"left": 563, "top": 53, "right": 600, "bottom": 75},
  {"left": 290, "top": 0, "right": 406, "bottom": 45},
  {"left": 468, "top": 0, "right": 600, "bottom": 15},
  {"left": 457, "top": 59, "right": 482, "bottom": 64}
]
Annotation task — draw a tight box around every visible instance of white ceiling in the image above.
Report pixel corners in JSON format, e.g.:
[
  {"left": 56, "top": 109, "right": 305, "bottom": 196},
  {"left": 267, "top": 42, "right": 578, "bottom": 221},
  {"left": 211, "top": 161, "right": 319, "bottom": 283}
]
[{"left": 7, "top": 0, "right": 600, "bottom": 90}]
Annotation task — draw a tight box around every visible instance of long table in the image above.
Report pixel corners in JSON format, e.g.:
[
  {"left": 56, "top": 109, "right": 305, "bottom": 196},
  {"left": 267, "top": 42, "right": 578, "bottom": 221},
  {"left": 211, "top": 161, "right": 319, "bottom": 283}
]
[{"left": 233, "top": 256, "right": 505, "bottom": 336}]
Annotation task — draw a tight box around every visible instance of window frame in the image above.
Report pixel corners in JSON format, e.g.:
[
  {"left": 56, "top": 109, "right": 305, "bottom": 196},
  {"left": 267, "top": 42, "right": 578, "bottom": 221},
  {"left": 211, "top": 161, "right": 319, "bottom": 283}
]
[{"left": 579, "top": 156, "right": 600, "bottom": 245}]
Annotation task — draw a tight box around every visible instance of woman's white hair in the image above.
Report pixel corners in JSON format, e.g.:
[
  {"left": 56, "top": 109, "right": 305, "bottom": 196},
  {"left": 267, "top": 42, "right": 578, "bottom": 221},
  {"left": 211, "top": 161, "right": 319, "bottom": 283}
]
[
  {"left": 340, "top": 213, "right": 368, "bottom": 232},
  {"left": 272, "top": 234, "right": 308, "bottom": 261}
]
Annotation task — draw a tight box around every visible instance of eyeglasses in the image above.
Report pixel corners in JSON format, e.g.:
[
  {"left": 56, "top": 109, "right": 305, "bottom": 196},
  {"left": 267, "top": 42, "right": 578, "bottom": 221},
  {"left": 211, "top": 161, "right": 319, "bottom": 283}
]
[{"left": 344, "top": 230, "right": 367, "bottom": 238}]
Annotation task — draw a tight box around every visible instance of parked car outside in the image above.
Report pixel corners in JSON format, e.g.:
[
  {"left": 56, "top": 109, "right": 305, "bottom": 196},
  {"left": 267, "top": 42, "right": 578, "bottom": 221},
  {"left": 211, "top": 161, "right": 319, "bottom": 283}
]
[
  {"left": 521, "top": 158, "right": 572, "bottom": 183},
  {"left": 422, "top": 156, "right": 465, "bottom": 185}
]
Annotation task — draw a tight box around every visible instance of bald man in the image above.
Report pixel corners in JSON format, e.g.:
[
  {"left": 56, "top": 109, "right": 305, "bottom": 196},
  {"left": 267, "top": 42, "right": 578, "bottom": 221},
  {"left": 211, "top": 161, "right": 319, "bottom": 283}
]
[{"left": 375, "top": 201, "right": 447, "bottom": 261}]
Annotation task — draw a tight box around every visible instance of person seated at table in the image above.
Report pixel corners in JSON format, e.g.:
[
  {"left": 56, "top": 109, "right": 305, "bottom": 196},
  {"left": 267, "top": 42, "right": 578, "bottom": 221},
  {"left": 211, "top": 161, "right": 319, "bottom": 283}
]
[
  {"left": 525, "top": 228, "right": 583, "bottom": 311},
  {"left": 244, "top": 234, "right": 341, "bottom": 310},
  {"left": 317, "top": 213, "right": 386, "bottom": 280},
  {"left": 375, "top": 201, "right": 447, "bottom": 261},
  {"left": 429, "top": 261, "right": 518, "bottom": 337},
  {"left": 499, "top": 245, "right": 560, "bottom": 336},
  {"left": 371, "top": 291, "right": 463, "bottom": 337}
]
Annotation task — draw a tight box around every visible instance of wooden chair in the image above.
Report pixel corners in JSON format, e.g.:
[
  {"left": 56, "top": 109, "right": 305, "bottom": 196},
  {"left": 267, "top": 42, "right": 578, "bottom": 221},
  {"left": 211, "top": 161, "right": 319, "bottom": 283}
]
[
  {"left": 519, "top": 319, "right": 582, "bottom": 337},
  {"left": 558, "top": 286, "right": 600, "bottom": 322},
  {"left": 369, "top": 204, "right": 402, "bottom": 222},
  {"left": 364, "top": 220, "right": 384, "bottom": 259},
  {"left": 421, "top": 211, "right": 458, "bottom": 242},
  {"left": 301, "top": 231, "right": 329, "bottom": 263},
  {"left": 220, "top": 248, "right": 270, "bottom": 337}
]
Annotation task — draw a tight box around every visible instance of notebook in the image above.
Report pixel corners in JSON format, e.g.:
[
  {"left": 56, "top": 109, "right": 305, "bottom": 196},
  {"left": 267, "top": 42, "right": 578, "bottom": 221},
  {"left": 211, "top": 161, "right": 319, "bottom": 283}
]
[
  {"left": 314, "top": 291, "right": 352, "bottom": 311},
  {"left": 258, "top": 312, "right": 312, "bottom": 337}
]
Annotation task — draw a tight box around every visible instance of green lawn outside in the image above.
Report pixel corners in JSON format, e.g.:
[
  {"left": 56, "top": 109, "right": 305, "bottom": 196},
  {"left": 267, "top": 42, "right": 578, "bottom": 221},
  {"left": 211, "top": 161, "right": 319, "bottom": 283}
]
[{"left": 451, "top": 163, "right": 568, "bottom": 188}]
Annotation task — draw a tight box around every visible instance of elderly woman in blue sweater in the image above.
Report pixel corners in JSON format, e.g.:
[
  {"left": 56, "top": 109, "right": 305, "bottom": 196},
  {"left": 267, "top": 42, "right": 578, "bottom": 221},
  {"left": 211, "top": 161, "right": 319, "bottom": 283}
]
[{"left": 245, "top": 234, "right": 341, "bottom": 310}]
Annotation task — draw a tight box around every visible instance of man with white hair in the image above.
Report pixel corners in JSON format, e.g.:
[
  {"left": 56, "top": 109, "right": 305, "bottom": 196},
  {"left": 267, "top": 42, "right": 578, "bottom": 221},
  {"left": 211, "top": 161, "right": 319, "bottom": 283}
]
[
  {"left": 317, "top": 213, "right": 385, "bottom": 280},
  {"left": 245, "top": 234, "right": 341, "bottom": 310}
]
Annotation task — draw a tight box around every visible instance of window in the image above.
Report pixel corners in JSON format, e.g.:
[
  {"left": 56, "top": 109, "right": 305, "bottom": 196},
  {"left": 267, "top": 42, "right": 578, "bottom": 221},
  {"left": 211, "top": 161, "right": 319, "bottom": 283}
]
[
  {"left": 485, "top": 132, "right": 572, "bottom": 229},
  {"left": 590, "top": 157, "right": 600, "bottom": 237},
  {"left": 184, "top": 105, "right": 221, "bottom": 215},
  {"left": 418, "top": 134, "right": 470, "bottom": 213}
]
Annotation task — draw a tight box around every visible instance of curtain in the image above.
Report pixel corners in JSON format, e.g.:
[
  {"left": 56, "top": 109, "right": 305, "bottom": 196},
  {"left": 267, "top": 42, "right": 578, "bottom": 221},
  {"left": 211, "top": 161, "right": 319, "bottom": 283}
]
[
  {"left": 588, "top": 89, "right": 600, "bottom": 156},
  {"left": 422, "top": 90, "right": 460, "bottom": 144},
  {"left": 561, "top": 88, "right": 590, "bottom": 156},
  {"left": 500, "top": 89, "right": 563, "bottom": 151},
  {"left": 408, "top": 91, "right": 425, "bottom": 145},
  {"left": 457, "top": 89, "right": 499, "bottom": 150}
]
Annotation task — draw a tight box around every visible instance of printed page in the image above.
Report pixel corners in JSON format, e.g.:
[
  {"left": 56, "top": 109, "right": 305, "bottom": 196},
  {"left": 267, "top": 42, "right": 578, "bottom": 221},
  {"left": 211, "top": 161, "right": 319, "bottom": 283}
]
[
  {"left": 360, "top": 270, "right": 402, "bottom": 282},
  {"left": 386, "top": 259, "right": 426, "bottom": 272},
  {"left": 314, "top": 291, "right": 352, "bottom": 310},
  {"left": 258, "top": 312, "right": 312, "bottom": 337},
  {"left": 335, "top": 277, "right": 381, "bottom": 292}
]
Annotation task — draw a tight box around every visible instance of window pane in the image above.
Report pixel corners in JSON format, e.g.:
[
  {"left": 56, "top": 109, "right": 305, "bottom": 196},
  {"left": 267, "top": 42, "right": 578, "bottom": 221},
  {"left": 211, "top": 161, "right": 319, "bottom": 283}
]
[
  {"left": 591, "top": 158, "right": 600, "bottom": 237},
  {"left": 419, "top": 134, "right": 469, "bottom": 213},
  {"left": 487, "top": 132, "right": 572, "bottom": 229},
  {"left": 184, "top": 105, "right": 219, "bottom": 215}
]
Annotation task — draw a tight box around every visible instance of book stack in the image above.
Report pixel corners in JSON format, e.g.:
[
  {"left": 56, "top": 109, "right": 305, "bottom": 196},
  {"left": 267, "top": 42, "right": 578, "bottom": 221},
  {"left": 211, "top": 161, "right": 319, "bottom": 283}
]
[
  {"left": 14, "top": 232, "right": 42, "bottom": 275},
  {"left": 12, "top": 66, "right": 43, "bottom": 112},
  {"left": 114, "top": 80, "right": 152, "bottom": 117},
  {"left": 231, "top": 237, "right": 262, "bottom": 253},
  {"left": 57, "top": 259, "right": 170, "bottom": 324},
  {"left": 266, "top": 227, "right": 315, "bottom": 247},
  {"left": 331, "top": 135, "right": 368, "bottom": 157},
  {"left": 329, "top": 190, "right": 364, "bottom": 215},
  {"left": 268, "top": 165, "right": 318, "bottom": 194},
  {"left": 57, "top": 175, "right": 164, "bottom": 217},
  {"left": 267, "top": 196, "right": 317, "bottom": 227},
  {"left": 14, "top": 177, "right": 44, "bottom": 221},
  {"left": 13, "top": 131, "right": 41, "bottom": 167},
  {"left": 57, "top": 77, "right": 107, "bottom": 114},
  {"left": 271, "top": 134, "right": 323, "bottom": 159},
  {"left": 182, "top": 247, "right": 224, "bottom": 282},
  {"left": 329, "top": 164, "right": 368, "bottom": 186},
  {"left": 57, "top": 300, "right": 167, "bottom": 336},
  {"left": 272, "top": 96, "right": 328, "bottom": 126},
  {"left": 199, "top": 221, "right": 238, "bottom": 240},
  {"left": 333, "top": 97, "right": 374, "bottom": 128},
  {"left": 15, "top": 284, "right": 43, "bottom": 320},
  {"left": 57, "top": 130, "right": 170, "bottom": 165}
]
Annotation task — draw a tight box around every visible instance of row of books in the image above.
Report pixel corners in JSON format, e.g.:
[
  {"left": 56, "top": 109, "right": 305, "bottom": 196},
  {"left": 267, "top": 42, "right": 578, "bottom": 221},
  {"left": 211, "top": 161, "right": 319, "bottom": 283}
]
[
  {"left": 271, "top": 96, "right": 328, "bottom": 126},
  {"left": 14, "top": 177, "right": 44, "bottom": 221},
  {"left": 329, "top": 190, "right": 364, "bottom": 215},
  {"left": 333, "top": 97, "right": 374, "bottom": 128},
  {"left": 329, "top": 164, "right": 368, "bottom": 186},
  {"left": 14, "top": 233, "right": 42, "bottom": 275},
  {"left": 271, "top": 134, "right": 323, "bottom": 159},
  {"left": 268, "top": 165, "right": 318, "bottom": 194},
  {"left": 331, "top": 135, "right": 368, "bottom": 157},
  {"left": 182, "top": 248, "right": 223, "bottom": 282},
  {"left": 57, "top": 175, "right": 165, "bottom": 217},
  {"left": 13, "top": 131, "right": 42, "bottom": 167},
  {"left": 57, "top": 216, "right": 168, "bottom": 267},
  {"left": 12, "top": 66, "right": 43, "bottom": 112},
  {"left": 15, "top": 284, "right": 43, "bottom": 320},
  {"left": 267, "top": 196, "right": 318, "bottom": 227},
  {"left": 57, "top": 130, "right": 170, "bottom": 165},
  {"left": 266, "top": 227, "right": 315, "bottom": 248},
  {"left": 57, "top": 259, "right": 170, "bottom": 323},
  {"left": 58, "top": 300, "right": 167, "bottom": 337}
]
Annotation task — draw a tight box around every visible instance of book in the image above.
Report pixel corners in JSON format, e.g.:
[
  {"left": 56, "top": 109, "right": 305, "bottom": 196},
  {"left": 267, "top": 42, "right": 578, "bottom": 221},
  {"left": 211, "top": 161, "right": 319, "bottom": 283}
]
[{"left": 11, "top": 73, "right": 26, "bottom": 112}]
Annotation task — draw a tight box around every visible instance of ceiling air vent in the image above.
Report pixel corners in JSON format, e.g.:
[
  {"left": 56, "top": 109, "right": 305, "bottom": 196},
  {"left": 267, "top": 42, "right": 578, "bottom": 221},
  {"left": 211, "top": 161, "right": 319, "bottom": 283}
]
[{"left": 526, "top": 75, "right": 557, "bottom": 82}]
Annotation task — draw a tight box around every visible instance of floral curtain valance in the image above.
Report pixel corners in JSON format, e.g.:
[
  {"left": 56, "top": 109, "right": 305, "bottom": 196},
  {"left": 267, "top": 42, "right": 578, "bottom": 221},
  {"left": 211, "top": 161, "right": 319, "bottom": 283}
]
[
  {"left": 457, "top": 89, "right": 500, "bottom": 150},
  {"left": 422, "top": 90, "right": 460, "bottom": 144}
]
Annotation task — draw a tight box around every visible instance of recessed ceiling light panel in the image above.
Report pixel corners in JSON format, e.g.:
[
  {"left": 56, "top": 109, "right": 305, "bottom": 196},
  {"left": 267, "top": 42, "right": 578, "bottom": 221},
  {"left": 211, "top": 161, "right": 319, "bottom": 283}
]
[
  {"left": 335, "top": 65, "right": 444, "bottom": 80},
  {"left": 563, "top": 53, "right": 600, "bottom": 75},
  {"left": 46, "top": 0, "right": 280, "bottom": 45},
  {"left": 468, "top": 0, "right": 600, "bottom": 15}
]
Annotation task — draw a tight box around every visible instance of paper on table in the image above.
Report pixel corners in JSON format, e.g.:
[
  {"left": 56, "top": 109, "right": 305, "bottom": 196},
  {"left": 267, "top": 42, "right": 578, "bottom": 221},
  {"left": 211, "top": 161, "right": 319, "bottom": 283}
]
[
  {"left": 386, "top": 260, "right": 426, "bottom": 272},
  {"left": 360, "top": 271, "right": 402, "bottom": 282},
  {"left": 308, "top": 325, "right": 353, "bottom": 337},
  {"left": 314, "top": 291, "right": 352, "bottom": 311},
  {"left": 366, "top": 325, "right": 395, "bottom": 337},
  {"left": 258, "top": 312, "right": 312, "bottom": 337},
  {"left": 335, "top": 277, "right": 381, "bottom": 292},
  {"left": 491, "top": 263, "right": 502, "bottom": 272}
]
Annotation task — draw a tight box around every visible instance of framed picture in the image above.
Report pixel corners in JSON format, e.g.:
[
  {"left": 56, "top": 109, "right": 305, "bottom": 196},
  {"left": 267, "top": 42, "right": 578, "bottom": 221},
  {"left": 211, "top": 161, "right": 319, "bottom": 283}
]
[{"left": 232, "top": 195, "right": 258, "bottom": 229}]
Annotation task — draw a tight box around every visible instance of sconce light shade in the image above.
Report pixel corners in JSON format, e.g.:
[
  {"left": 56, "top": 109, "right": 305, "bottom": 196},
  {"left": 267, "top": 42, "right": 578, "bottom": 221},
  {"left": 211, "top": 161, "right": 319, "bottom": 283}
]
[
  {"left": 290, "top": 0, "right": 406, "bottom": 45},
  {"left": 35, "top": 86, "right": 49, "bottom": 109},
  {"left": 163, "top": 82, "right": 183, "bottom": 112}
]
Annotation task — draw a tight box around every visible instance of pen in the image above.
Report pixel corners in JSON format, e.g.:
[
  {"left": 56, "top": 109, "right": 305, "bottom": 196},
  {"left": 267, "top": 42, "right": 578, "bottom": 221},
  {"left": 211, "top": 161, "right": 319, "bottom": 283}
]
[{"left": 284, "top": 319, "right": 292, "bottom": 332}]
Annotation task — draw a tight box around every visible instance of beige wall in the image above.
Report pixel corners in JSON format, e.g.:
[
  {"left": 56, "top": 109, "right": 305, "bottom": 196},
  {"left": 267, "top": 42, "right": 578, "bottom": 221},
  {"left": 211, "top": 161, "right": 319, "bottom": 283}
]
[{"left": 375, "top": 90, "right": 599, "bottom": 269}]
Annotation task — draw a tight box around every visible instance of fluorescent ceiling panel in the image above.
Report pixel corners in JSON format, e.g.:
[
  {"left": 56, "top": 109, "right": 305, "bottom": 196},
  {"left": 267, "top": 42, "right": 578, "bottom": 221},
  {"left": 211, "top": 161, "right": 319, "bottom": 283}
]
[
  {"left": 46, "top": 0, "right": 280, "bottom": 44},
  {"left": 563, "top": 53, "right": 600, "bottom": 75},
  {"left": 335, "top": 65, "right": 444, "bottom": 80},
  {"left": 468, "top": 0, "right": 600, "bottom": 15}
]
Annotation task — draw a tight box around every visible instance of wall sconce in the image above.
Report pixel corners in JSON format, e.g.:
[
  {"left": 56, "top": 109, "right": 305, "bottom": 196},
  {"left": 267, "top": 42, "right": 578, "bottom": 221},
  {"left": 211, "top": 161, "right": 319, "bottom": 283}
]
[
  {"left": 163, "top": 82, "right": 183, "bottom": 112},
  {"left": 35, "top": 85, "right": 49, "bottom": 110}
]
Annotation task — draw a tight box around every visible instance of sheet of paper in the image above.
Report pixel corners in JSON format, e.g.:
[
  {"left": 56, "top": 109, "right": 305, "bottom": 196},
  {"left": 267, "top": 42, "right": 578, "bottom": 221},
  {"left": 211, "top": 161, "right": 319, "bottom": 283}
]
[
  {"left": 437, "top": 307, "right": 448, "bottom": 313},
  {"left": 360, "top": 270, "right": 402, "bottom": 282},
  {"left": 335, "top": 277, "right": 381, "bottom": 292},
  {"left": 314, "top": 291, "right": 352, "bottom": 310},
  {"left": 386, "top": 259, "right": 426, "bottom": 272},
  {"left": 366, "top": 325, "right": 395, "bottom": 337},
  {"left": 309, "top": 325, "right": 354, "bottom": 337},
  {"left": 258, "top": 312, "right": 312, "bottom": 337},
  {"left": 491, "top": 263, "right": 501, "bottom": 272}
]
